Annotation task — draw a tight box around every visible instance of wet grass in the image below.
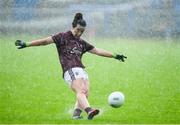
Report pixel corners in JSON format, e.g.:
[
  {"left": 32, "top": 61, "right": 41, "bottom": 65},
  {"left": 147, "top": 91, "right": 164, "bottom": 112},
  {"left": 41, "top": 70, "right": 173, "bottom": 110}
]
[{"left": 0, "top": 37, "right": 180, "bottom": 124}]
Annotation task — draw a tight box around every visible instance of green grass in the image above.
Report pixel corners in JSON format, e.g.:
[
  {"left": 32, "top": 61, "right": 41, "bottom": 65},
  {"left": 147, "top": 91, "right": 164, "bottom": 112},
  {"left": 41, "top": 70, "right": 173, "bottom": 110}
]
[{"left": 0, "top": 37, "right": 180, "bottom": 124}]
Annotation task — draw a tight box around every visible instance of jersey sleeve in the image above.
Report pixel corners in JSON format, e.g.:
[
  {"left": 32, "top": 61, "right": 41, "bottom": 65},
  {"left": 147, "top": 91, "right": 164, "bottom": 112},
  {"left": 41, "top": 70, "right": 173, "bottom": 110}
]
[
  {"left": 83, "top": 40, "right": 95, "bottom": 52},
  {"left": 51, "top": 32, "right": 63, "bottom": 45}
]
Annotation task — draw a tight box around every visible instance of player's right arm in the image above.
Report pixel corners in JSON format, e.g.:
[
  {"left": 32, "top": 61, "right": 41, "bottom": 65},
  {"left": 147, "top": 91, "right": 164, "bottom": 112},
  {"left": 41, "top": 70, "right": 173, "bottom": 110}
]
[
  {"left": 15, "top": 37, "right": 54, "bottom": 49},
  {"left": 89, "top": 47, "right": 127, "bottom": 62}
]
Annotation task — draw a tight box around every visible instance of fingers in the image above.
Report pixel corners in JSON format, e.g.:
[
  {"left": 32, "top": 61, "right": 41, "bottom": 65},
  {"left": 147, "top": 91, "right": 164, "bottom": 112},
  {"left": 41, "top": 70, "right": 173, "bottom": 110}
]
[
  {"left": 15, "top": 40, "right": 26, "bottom": 49},
  {"left": 113, "top": 53, "right": 127, "bottom": 62},
  {"left": 118, "top": 54, "right": 127, "bottom": 62},
  {"left": 15, "top": 40, "right": 22, "bottom": 46},
  {"left": 15, "top": 40, "right": 20, "bottom": 46},
  {"left": 121, "top": 58, "right": 124, "bottom": 62},
  {"left": 123, "top": 56, "right": 127, "bottom": 59}
]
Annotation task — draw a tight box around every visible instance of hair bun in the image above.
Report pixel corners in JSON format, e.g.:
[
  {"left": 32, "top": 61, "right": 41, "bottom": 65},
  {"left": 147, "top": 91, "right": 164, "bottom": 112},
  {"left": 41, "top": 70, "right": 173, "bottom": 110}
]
[
  {"left": 72, "top": 13, "right": 86, "bottom": 28},
  {"left": 74, "top": 13, "right": 83, "bottom": 20}
]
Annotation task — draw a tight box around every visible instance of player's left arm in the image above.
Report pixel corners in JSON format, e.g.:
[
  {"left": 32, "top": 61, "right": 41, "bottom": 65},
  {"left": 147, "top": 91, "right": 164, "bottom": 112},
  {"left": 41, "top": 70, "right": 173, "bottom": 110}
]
[
  {"left": 15, "top": 37, "right": 54, "bottom": 49},
  {"left": 89, "top": 47, "right": 127, "bottom": 62},
  {"left": 89, "top": 47, "right": 113, "bottom": 57}
]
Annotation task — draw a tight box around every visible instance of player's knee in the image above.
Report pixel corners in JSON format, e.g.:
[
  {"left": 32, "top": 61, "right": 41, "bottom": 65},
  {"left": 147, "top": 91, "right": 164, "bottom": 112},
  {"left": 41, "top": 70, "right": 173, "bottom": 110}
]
[
  {"left": 75, "top": 87, "right": 88, "bottom": 98},
  {"left": 81, "top": 89, "right": 87, "bottom": 95},
  {"left": 76, "top": 89, "right": 86, "bottom": 96},
  {"left": 82, "top": 89, "right": 89, "bottom": 98}
]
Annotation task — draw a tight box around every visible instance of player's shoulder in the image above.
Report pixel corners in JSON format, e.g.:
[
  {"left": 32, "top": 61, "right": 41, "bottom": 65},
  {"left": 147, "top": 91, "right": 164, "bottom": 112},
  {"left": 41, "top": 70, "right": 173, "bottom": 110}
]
[
  {"left": 51, "top": 32, "right": 62, "bottom": 38},
  {"left": 79, "top": 38, "right": 85, "bottom": 42},
  {"left": 51, "top": 31, "right": 68, "bottom": 44},
  {"left": 52, "top": 30, "right": 69, "bottom": 36}
]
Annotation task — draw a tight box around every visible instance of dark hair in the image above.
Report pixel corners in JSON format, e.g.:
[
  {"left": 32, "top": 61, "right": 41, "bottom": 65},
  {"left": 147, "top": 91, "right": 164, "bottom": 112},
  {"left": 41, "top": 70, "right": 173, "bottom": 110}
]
[{"left": 72, "top": 13, "right": 86, "bottom": 28}]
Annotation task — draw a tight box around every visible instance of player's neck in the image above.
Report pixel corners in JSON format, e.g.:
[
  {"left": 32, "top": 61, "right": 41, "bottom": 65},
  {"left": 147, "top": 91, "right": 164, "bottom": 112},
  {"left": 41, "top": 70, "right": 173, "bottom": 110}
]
[{"left": 71, "top": 29, "right": 80, "bottom": 39}]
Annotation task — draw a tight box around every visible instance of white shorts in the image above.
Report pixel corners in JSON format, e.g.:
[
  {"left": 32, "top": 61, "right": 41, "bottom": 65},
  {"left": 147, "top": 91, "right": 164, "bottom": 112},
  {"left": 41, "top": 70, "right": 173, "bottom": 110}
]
[{"left": 64, "top": 67, "right": 89, "bottom": 86}]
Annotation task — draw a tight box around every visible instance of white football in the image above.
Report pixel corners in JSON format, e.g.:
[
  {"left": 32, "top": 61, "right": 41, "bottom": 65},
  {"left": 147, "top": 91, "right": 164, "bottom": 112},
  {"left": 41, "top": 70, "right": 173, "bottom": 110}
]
[{"left": 108, "top": 91, "right": 125, "bottom": 108}]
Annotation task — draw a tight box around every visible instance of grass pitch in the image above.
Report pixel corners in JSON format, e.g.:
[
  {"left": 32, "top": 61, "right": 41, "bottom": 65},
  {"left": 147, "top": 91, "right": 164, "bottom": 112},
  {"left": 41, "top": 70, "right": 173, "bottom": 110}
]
[{"left": 0, "top": 36, "right": 180, "bottom": 124}]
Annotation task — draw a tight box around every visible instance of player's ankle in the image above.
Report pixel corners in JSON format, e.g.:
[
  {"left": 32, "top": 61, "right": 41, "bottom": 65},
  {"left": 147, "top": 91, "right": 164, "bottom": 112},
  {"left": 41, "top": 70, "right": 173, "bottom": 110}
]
[{"left": 84, "top": 107, "right": 92, "bottom": 114}]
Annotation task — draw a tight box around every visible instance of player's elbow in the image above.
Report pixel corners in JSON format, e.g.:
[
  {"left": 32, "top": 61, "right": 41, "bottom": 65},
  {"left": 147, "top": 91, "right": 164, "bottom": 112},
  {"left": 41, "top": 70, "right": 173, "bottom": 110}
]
[
  {"left": 41, "top": 39, "right": 49, "bottom": 45},
  {"left": 41, "top": 41, "right": 48, "bottom": 45}
]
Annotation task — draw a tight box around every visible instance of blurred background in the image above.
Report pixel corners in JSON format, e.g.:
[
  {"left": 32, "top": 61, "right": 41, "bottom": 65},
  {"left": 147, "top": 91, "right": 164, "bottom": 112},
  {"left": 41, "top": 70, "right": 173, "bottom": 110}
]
[
  {"left": 0, "top": 0, "right": 180, "bottom": 40},
  {"left": 1, "top": 1, "right": 180, "bottom": 123}
]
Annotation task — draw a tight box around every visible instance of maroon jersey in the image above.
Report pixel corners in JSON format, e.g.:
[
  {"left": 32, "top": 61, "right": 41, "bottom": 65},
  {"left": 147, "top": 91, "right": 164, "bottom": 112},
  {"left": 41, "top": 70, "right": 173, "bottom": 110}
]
[{"left": 52, "top": 31, "right": 94, "bottom": 76}]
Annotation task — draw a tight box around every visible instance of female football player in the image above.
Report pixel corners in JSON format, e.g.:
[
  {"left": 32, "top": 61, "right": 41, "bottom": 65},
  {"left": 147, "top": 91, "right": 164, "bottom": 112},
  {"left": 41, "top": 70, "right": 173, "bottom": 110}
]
[{"left": 15, "top": 13, "right": 127, "bottom": 120}]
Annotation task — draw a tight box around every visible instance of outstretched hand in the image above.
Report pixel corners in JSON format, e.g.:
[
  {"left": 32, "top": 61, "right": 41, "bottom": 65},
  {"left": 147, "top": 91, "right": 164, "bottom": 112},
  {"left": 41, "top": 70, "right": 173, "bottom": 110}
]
[
  {"left": 113, "top": 54, "right": 127, "bottom": 62},
  {"left": 15, "top": 40, "right": 27, "bottom": 49}
]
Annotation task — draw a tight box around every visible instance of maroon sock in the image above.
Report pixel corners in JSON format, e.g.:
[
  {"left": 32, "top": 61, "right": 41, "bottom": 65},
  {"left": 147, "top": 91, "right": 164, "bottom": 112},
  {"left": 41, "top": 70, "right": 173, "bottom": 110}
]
[{"left": 85, "top": 107, "right": 92, "bottom": 114}]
